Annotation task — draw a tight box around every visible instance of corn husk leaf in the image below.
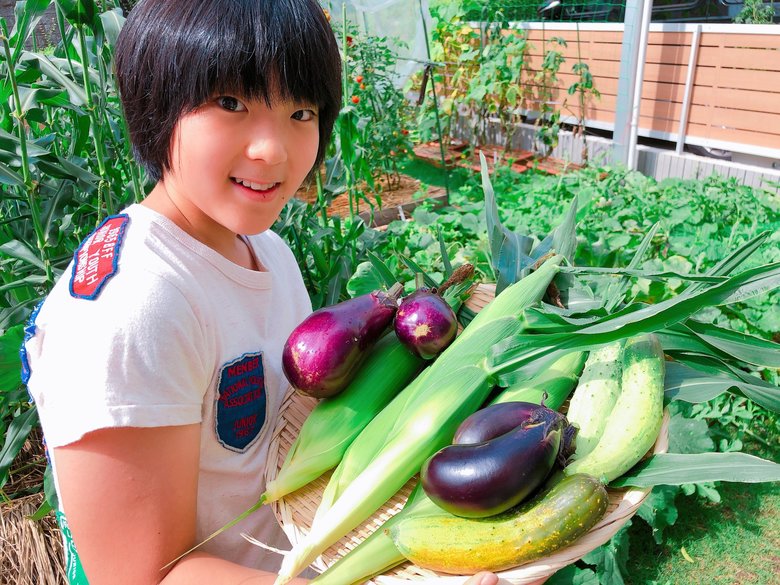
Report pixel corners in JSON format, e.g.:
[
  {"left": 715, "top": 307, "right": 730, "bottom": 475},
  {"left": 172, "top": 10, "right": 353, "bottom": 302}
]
[{"left": 611, "top": 453, "right": 780, "bottom": 488}]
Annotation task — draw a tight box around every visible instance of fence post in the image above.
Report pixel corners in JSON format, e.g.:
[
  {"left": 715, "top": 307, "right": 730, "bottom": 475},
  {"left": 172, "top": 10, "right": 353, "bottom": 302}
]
[{"left": 612, "top": 0, "right": 653, "bottom": 169}]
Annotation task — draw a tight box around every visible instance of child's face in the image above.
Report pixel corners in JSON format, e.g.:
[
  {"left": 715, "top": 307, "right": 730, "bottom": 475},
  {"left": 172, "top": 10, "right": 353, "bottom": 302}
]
[{"left": 162, "top": 93, "right": 319, "bottom": 241}]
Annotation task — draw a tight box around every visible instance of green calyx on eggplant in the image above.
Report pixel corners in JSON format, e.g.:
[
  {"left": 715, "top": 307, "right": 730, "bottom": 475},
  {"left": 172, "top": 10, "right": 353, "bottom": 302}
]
[
  {"left": 282, "top": 283, "right": 403, "bottom": 398},
  {"left": 421, "top": 404, "right": 577, "bottom": 518},
  {"left": 393, "top": 278, "right": 457, "bottom": 360}
]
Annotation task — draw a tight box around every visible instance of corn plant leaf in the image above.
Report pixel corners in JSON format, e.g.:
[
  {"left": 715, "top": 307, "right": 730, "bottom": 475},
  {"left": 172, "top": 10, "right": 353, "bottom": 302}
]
[
  {"left": 489, "top": 262, "right": 780, "bottom": 380},
  {"left": 0, "top": 274, "right": 48, "bottom": 294},
  {"left": 364, "top": 251, "right": 398, "bottom": 290},
  {"left": 604, "top": 222, "right": 660, "bottom": 312},
  {"left": 610, "top": 453, "right": 780, "bottom": 488},
  {"left": 563, "top": 266, "right": 726, "bottom": 284},
  {"left": 9, "top": 0, "right": 52, "bottom": 63},
  {"left": 436, "top": 226, "right": 453, "bottom": 276},
  {"left": 37, "top": 156, "right": 100, "bottom": 185},
  {"left": 667, "top": 352, "right": 779, "bottom": 412},
  {"left": 0, "top": 240, "right": 46, "bottom": 270},
  {"left": 98, "top": 8, "right": 125, "bottom": 47},
  {"left": 0, "top": 325, "right": 24, "bottom": 392},
  {"left": 0, "top": 405, "right": 38, "bottom": 488},
  {"left": 657, "top": 321, "right": 780, "bottom": 371},
  {"left": 683, "top": 319, "right": 780, "bottom": 368},
  {"left": 481, "top": 153, "right": 533, "bottom": 294},
  {"left": 529, "top": 195, "right": 578, "bottom": 265},
  {"left": 0, "top": 127, "right": 52, "bottom": 158},
  {"left": 19, "top": 52, "right": 87, "bottom": 106},
  {"left": 0, "top": 161, "right": 24, "bottom": 187},
  {"left": 683, "top": 231, "right": 770, "bottom": 295},
  {"left": 399, "top": 256, "right": 439, "bottom": 290}
]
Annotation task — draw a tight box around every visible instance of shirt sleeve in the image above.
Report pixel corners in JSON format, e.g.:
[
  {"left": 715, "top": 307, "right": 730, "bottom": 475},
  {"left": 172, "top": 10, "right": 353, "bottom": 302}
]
[{"left": 25, "top": 270, "right": 211, "bottom": 448}]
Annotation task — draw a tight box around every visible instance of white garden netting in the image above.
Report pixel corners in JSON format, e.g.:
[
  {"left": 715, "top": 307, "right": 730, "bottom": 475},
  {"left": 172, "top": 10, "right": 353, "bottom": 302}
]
[{"left": 321, "top": 0, "right": 433, "bottom": 87}]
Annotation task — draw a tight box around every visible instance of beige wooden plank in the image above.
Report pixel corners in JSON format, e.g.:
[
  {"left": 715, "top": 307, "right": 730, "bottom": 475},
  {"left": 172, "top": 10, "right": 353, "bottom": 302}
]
[
  {"left": 525, "top": 29, "right": 692, "bottom": 47},
  {"left": 700, "top": 33, "right": 780, "bottom": 50},
  {"left": 524, "top": 42, "right": 691, "bottom": 67},
  {"left": 524, "top": 30, "right": 626, "bottom": 45},
  {"left": 525, "top": 56, "right": 690, "bottom": 83},
  {"left": 693, "top": 65, "right": 780, "bottom": 93},
  {"left": 688, "top": 105, "right": 780, "bottom": 135},
  {"left": 689, "top": 86, "right": 779, "bottom": 113},
  {"left": 686, "top": 124, "right": 780, "bottom": 149},
  {"left": 697, "top": 45, "right": 780, "bottom": 72}
]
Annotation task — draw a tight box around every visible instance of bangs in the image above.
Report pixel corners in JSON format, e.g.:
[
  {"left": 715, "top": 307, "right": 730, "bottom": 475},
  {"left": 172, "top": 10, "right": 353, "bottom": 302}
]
[{"left": 179, "top": 1, "right": 336, "bottom": 110}]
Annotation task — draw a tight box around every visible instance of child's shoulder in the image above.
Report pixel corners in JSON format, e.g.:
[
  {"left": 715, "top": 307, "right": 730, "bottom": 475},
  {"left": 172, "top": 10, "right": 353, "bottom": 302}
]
[{"left": 39, "top": 206, "right": 200, "bottom": 321}]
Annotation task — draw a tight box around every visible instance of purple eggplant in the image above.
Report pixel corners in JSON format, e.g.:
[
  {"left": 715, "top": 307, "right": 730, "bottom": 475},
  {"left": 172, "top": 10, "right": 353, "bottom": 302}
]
[
  {"left": 282, "top": 284, "right": 403, "bottom": 398},
  {"left": 421, "top": 407, "right": 574, "bottom": 518},
  {"left": 394, "top": 288, "right": 457, "bottom": 360},
  {"left": 453, "top": 401, "right": 543, "bottom": 445}
]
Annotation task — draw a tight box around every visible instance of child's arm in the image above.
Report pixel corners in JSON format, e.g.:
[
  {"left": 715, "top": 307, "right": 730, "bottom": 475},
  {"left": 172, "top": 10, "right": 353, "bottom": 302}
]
[{"left": 54, "top": 423, "right": 307, "bottom": 585}]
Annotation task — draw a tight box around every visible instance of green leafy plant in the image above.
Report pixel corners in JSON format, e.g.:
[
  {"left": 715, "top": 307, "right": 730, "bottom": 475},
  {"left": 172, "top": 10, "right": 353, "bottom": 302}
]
[
  {"left": 566, "top": 26, "right": 600, "bottom": 163},
  {"left": 734, "top": 0, "right": 775, "bottom": 23},
  {"left": 410, "top": 2, "right": 481, "bottom": 149},
  {"left": 532, "top": 36, "right": 567, "bottom": 158},
  {"left": 463, "top": 18, "right": 530, "bottom": 149},
  {"left": 1, "top": 0, "right": 145, "bottom": 507}
]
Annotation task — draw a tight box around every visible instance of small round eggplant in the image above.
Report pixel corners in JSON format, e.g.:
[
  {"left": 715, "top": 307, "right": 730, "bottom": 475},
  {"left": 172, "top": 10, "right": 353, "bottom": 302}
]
[
  {"left": 452, "top": 401, "right": 543, "bottom": 445},
  {"left": 421, "top": 407, "right": 568, "bottom": 518},
  {"left": 282, "top": 284, "right": 403, "bottom": 398},
  {"left": 394, "top": 288, "right": 457, "bottom": 360}
]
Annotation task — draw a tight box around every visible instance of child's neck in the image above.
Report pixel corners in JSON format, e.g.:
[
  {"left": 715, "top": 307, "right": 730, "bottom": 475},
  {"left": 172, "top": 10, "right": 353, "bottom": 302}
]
[{"left": 142, "top": 184, "right": 262, "bottom": 271}]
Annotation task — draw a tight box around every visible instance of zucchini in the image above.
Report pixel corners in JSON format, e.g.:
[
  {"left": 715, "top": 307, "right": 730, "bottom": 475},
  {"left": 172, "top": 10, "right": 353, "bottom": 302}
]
[
  {"left": 564, "top": 334, "right": 665, "bottom": 482},
  {"left": 565, "top": 341, "right": 625, "bottom": 460},
  {"left": 389, "top": 474, "right": 609, "bottom": 574}
]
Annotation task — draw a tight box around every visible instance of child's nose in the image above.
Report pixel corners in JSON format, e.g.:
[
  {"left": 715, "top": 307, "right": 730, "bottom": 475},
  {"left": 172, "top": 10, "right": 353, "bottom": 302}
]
[{"left": 245, "top": 132, "right": 288, "bottom": 165}]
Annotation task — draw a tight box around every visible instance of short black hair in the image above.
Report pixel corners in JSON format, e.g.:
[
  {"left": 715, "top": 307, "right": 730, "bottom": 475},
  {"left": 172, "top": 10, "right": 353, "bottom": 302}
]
[{"left": 114, "top": 0, "right": 342, "bottom": 182}]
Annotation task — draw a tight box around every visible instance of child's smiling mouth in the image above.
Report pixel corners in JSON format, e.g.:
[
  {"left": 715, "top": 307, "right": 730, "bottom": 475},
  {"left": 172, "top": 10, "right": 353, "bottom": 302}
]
[{"left": 231, "top": 177, "right": 280, "bottom": 192}]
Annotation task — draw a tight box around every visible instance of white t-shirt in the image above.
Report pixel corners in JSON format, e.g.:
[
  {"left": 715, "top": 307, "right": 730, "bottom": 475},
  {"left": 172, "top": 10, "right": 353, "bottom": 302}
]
[{"left": 23, "top": 203, "right": 312, "bottom": 571}]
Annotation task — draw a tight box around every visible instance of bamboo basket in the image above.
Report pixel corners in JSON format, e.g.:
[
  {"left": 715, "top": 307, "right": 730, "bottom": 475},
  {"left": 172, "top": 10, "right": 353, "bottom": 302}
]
[{"left": 265, "top": 284, "right": 670, "bottom": 584}]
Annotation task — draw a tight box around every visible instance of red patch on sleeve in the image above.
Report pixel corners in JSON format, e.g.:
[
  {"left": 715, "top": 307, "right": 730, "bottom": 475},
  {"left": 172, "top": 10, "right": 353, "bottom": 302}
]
[{"left": 69, "top": 214, "right": 130, "bottom": 300}]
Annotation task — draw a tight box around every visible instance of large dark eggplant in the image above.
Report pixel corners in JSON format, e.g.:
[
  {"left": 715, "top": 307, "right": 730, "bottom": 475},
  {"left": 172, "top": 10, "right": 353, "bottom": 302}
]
[
  {"left": 452, "top": 401, "right": 543, "bottom": 445},
  {"left": 282, "top": 284, "right": 403, "bottom": 398},
  {"left": 421, "top": 407, "right": 575, "bottom": 518}
]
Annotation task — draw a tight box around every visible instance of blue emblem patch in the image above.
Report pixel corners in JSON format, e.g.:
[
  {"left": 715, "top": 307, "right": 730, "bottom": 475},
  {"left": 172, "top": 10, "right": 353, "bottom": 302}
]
[{"left": 215, "top": 352, "right": 267, "bottom": 452}]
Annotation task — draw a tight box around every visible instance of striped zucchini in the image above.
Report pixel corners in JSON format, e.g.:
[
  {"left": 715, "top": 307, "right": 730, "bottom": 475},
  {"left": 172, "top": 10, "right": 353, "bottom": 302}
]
[
  {"left": 565, "top": 341, "right": 625, "bottom": 460},
  {"left": 389, "top": 474, "right": 609, "bottom": 574},
  {"left": 564, "top": 334, "right": 665, "bottom": 482}
]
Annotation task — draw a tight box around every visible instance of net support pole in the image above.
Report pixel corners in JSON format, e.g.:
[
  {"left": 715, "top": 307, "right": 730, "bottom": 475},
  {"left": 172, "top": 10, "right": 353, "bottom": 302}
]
[{"left": 612, "top": 0, "right": 653, "bottom": 170}]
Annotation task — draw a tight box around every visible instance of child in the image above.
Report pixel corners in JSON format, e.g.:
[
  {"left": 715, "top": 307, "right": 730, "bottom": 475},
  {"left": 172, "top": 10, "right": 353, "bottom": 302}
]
[
  {"left": 23, "top": 0, "right": 339, "bottom": 582},
  {"left": 22, "top": 1, "right": 499, "bottom": 584}
]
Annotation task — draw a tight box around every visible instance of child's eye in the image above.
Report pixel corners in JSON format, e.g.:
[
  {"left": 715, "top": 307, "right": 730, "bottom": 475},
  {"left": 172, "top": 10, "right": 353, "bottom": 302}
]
[
  {"left": 216, "top": 96, "right": 247, "bottom": 112},
  {"left": 292, "top": 109, "right": 317, "bottom": 122}
]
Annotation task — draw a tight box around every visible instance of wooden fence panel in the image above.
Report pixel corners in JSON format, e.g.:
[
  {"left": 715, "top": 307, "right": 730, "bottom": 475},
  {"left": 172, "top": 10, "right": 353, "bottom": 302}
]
[{"left": 454, "top": 25, "right": 780, "bottom": 156}]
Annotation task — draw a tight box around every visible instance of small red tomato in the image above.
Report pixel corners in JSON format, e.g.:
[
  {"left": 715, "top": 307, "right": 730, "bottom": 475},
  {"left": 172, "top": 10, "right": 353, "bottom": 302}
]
[
  {"left": 360, "top": 83, "right": 366, "bottom": 90},
  {"left": 356, "top": 75, "right": 364, "bottom": 83},
  {"left": 351, "top": 95, "right": 360, "bottom": 104},
  {"left": 390, "top": 150, "right": 396, "bottom": 156},
  {"left": 401, "top": 129, "right": 409, "bottom": 135}
]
